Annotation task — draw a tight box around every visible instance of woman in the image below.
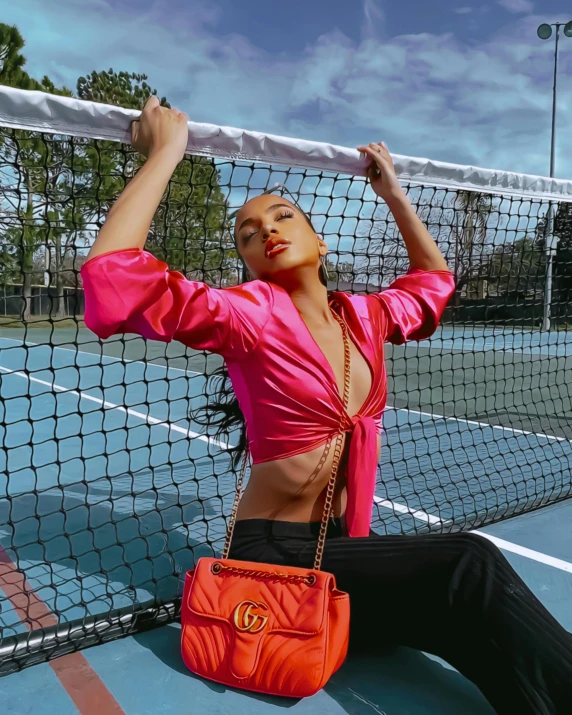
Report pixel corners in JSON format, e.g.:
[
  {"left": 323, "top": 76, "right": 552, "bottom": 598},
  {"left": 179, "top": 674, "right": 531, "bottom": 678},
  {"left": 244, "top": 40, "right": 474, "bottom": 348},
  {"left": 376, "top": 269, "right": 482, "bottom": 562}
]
[{"left": 81, "top": 97, "right": 571, "bottom": 714}]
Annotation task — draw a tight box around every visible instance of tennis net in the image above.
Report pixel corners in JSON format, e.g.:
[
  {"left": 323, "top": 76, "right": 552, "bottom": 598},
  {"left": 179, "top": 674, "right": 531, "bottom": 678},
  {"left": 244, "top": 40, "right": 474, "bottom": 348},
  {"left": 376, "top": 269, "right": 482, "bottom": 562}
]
[{"left": 0, "top": 86, "right": 571, "bottom": 674}]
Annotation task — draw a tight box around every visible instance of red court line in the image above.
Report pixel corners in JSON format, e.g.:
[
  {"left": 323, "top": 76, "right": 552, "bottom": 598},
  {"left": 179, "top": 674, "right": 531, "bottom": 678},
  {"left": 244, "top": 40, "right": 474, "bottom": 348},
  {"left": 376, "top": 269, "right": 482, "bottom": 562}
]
[
  {"left": 0, "top": 545, "right": 126, "bottom": 715},
  {"left": 51, "top": 653, "right": 126, "bottom": 715},
  {"left": 0, "top": 548, "right": 58, "bottom": 629}
]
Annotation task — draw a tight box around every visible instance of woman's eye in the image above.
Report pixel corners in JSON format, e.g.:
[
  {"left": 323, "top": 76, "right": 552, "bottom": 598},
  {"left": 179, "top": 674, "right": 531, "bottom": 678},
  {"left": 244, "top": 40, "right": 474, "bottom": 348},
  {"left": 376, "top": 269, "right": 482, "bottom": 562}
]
[{"left": 241, "top": 210, "right": 293, "bottom": 243}]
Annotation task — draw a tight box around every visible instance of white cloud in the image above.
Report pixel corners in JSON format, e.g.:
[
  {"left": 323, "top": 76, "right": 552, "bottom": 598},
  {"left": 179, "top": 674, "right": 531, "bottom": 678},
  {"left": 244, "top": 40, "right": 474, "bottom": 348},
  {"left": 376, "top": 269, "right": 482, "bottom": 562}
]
[
  {"left": 496, "top": 0, "right": 534, "bottom": 14},
  {"left": 362, "top": 0, "right": 386, "bottom": 40},
  {"left": 2, "top": 0, "right": 571, "bottom": 179},
  {"left": 454, "top": 7, "right": 474, "bottom": 14}
]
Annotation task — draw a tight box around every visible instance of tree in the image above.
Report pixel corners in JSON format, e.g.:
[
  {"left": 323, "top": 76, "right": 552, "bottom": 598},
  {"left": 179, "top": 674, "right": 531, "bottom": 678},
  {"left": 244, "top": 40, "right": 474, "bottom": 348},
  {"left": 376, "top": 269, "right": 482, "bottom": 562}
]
[
  {"left": 75, "top": 69, "right": 235, "bottom": 285},
  {"left": 324, "top": 258, "right": 356, "bottom": 285},
  {"left": 480, "top": 235, "right": 545, "bottom": 297},
  {"left": 368, "top": 214, "right": 410, "bottom": 279},
  {"left": 0, "top": 23, "right": 37, "bottom": 90},
  {"left": 366, "top": 188, "right": 496, "bottom": 297},
  {"left": 450, "top": 191, "right": 496, "bottom": 303},
  {"left": 0, "top": 25, "right": 38, "bottom": 303},
  {"left": 0, "top": 128, "right": 84, "bottom": 318},
  {"left": 553, "top": 202, "right": 572, "bottom": 323},
  {"left": 0, "top": 24, "right": 74, "bottom": 319},
  {"left": 77, "top": 69, "right": 168, "bottom": 109},
  {"left": 1, "top": 50, "right": 235, "bottom": 319}
]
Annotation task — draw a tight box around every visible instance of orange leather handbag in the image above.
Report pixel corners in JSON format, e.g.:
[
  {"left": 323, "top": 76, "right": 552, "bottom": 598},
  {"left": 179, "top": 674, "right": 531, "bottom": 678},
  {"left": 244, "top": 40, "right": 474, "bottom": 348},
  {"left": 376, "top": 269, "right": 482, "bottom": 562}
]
[{"left": 181, "top": 313, "right": 352, "bottom": 698}]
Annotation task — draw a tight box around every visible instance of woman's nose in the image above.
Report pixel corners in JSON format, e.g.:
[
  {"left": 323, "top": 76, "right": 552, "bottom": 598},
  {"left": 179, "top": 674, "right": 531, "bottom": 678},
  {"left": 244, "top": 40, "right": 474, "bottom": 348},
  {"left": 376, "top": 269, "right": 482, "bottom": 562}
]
[{"left": 262, "top": 226, "right": 278, "bottom": 241}]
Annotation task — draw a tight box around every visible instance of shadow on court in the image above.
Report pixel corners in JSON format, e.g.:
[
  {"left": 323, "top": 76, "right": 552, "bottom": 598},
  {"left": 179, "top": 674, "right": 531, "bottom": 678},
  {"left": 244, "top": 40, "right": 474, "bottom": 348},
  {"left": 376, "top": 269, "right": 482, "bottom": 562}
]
[
  {"left": 0, "top": 464, "right": 227, "bottom": 634},
  {"left": 134, "top": 623, "right": 495, "bottom": 714}
]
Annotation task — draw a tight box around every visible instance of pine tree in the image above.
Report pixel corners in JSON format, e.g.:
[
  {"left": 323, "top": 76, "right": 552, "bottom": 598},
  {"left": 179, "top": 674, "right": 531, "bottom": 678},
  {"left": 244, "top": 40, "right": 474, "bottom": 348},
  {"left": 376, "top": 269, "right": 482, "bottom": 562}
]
[
  {"left": 0, "top": 41, "right": 235, "bottom": 320},
  {"left": 75, "top": 69, "right": 235, "bottom": 284}
]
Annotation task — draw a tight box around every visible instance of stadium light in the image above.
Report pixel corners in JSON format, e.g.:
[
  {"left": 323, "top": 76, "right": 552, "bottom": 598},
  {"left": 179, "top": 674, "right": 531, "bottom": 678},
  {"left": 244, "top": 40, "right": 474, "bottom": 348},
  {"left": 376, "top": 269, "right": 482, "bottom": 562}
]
[{"left": 536, "top": 21, "right": 572, "bottom": 178}]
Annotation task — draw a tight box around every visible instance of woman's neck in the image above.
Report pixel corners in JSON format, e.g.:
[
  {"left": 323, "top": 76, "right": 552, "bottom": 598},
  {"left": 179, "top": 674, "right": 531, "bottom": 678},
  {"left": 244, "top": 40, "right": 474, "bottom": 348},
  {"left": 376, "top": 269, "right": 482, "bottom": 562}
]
[{"left": 286, "top": 279, "right": 335, "bottom": 327}]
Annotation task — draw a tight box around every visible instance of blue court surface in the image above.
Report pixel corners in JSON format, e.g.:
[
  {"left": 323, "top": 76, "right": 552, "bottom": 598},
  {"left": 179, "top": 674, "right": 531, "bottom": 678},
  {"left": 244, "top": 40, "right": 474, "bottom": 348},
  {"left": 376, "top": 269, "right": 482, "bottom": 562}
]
[
  {"left": 1, "top": 326, "right": 571, "bottom": 713},
  {"left": 1, "top": 502, "right": 571, "bottom": 715}
]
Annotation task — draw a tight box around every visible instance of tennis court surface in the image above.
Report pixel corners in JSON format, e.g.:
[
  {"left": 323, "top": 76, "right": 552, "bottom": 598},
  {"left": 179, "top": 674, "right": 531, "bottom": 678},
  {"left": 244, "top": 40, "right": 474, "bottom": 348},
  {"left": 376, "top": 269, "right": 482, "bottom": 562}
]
[
  {"left": 1, "top": 328, "right": 571, "bottom": 714},
  {"left": 1, "top": 326, "right": 571, "bottom": 636},
  {"left": 2, "top": 496, "right": 571, "bottom": 714},
  {"left": 1, "top": 86, "right": 572, "bottom": 713}
]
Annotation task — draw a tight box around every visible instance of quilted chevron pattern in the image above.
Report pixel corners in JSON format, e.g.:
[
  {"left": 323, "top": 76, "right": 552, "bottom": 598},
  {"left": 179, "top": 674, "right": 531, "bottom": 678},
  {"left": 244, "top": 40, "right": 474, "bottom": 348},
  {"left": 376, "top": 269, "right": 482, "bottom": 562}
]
[{"left": 180, "top": 557, "right": 350, "bottom": 698}]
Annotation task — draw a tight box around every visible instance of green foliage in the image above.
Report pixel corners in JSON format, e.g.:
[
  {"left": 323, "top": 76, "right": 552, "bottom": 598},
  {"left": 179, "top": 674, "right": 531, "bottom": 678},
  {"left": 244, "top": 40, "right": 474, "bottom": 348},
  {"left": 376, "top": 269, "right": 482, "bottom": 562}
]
[
  {"left": 73, "top": 69, "right": 235, "bottom": 282},
  {"left": 77, "top": 69, "right": 168, "bottom": 109},
  {"left": 0, "top": 37, "right": 235, "bottom": 319},
  {"left": 0, "top": 24, "right": 73, "bottom": 95},
  {"left": 149, "top": 155, "right": 235, "bottom": 284},
  {"left": 553, "top": 203, "right": 572, "bottom": 319},
  {"left": 324, "top": 258, "right": 355, "bottom": 284},
  {"left": 452, "top": 190, "right": 495, "bottom": 293},
  {"left": 0, "top": 23, "right": 34, "bottom": 89},
  {"left": 482, "top": 235, "right": 545, "bottom": 295}
]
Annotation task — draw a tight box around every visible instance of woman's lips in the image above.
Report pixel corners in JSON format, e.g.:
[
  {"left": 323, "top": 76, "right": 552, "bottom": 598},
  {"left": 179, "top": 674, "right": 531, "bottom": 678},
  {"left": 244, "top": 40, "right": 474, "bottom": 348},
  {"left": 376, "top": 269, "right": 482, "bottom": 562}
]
[{"left": 265, "top": 243, "right": 290, "bottom": 258}]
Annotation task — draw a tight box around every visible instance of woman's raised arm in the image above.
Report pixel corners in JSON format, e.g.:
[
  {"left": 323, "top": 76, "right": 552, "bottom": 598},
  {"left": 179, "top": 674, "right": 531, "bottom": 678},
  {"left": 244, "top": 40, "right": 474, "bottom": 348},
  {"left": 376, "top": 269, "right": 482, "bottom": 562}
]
[
  {"left": 357, "top": 141, "right": 450, "bottom": 272},
  {"left": 87, "top": 95, "right": 189, "bottom": 260},
  {"left": 82, "top": 97, "right": 273, "bottom": 357},
  {"left": 358, "top": 141, "right": 455, "bottom": 343}
]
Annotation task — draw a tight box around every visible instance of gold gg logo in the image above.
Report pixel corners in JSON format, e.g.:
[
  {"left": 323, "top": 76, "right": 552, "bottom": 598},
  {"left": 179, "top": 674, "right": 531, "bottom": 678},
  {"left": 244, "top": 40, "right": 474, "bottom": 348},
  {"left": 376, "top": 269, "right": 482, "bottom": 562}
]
[{"left": 233, "top": 600, "right": 269, "bottom": 633}]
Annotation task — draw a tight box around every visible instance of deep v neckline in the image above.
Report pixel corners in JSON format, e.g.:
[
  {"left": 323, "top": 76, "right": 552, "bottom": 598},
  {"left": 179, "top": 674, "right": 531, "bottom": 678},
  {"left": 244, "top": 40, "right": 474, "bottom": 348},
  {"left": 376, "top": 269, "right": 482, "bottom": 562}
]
[{"left": 283, "top": 288, "right": 376, "bottom": 417}]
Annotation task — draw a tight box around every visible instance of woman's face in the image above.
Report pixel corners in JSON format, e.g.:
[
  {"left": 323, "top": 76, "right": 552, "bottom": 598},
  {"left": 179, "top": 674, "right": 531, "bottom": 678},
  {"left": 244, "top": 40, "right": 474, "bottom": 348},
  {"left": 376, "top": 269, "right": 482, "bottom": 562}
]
[{"left": 234, "top": 194, "right": 328, "bottom": 284}]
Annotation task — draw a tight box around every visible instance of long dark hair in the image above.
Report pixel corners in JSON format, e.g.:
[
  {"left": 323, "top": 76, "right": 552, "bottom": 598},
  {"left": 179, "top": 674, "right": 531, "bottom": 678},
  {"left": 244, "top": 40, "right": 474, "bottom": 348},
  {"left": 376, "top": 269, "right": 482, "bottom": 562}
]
[{"left": 193, "top": 193, "right": 326, "bottom": 468}]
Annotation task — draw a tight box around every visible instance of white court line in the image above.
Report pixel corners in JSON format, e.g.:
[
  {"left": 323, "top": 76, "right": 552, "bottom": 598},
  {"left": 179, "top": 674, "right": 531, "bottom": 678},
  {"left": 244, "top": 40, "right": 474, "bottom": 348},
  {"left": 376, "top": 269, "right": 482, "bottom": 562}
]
[
  {"left": 0, "top": 336, "right": 203, "bottom": 376},
  {"left": 384, "top": 405, "right": 571, "bottom": 445},
  {"left": 373, "top": 496, "right": 448, "bottom": 526},
  {"left": 2, "top": 347, "right": 570, "bottom": 576},
  {"left": 373, "top": 496, "right": 572, "bottom": 575},
  {"left": 473, "top": 532, "right": 572, "bottom": 574},
  {"left": 2, "top": 337, "right": 568, "bottom": 446},
  {"left": 0, "top": 364, "right": 229, "bottom": 450}
]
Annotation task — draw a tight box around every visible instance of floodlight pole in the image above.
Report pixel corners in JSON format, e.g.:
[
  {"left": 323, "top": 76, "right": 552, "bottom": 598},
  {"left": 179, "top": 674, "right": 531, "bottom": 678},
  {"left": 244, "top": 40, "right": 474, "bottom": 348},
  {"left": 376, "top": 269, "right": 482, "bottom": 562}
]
[
  {"left": 537, "top": 21, "right": 572, "bottom": 331},
  {"left": 549, "top": 26, "right": 560, "bottom": 179}
]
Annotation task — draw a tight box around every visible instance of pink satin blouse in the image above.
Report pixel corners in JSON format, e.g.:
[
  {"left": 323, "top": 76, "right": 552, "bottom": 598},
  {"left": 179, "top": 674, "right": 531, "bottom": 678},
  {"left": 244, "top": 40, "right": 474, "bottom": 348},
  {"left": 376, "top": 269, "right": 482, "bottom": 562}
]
[{"left": 81, "top": 249, "right": 455, "bottom": 537}]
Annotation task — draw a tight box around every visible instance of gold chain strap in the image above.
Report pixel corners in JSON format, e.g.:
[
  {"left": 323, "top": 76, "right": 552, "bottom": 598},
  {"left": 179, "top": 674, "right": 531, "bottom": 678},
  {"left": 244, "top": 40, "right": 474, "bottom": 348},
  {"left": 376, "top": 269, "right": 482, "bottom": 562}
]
[
  {"left": 313, "top": 311, "right": 350, "bottom": 570},
  {"left": 221, "top": 307, "right": 351, "bottom": 573},
  {"left": 221, "top": 451, "right": 249, "bottom": 560},
  {"left": 211, "top": 561, "right": 316, "bottom": 586}
]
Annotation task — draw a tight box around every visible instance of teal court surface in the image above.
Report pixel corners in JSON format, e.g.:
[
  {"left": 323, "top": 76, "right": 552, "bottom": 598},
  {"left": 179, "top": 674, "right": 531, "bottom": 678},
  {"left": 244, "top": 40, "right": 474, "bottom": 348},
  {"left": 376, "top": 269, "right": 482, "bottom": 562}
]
[{"left": 1, "top": 326, "right": 571, "bottom": 714}]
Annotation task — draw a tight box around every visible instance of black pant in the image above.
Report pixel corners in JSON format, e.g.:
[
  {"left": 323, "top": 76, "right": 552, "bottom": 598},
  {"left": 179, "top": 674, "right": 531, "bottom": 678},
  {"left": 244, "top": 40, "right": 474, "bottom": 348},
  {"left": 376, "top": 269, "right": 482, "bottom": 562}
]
[{"left": 228, "top": 518, "right": 572, "bottom": 715}]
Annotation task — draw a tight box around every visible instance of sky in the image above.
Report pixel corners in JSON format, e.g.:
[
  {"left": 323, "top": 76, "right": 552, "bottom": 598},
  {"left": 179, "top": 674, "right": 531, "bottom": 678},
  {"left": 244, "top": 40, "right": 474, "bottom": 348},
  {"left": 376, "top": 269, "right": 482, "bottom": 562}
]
[{"left": 2, "top": 0, "right": 572, "bottom": 179}]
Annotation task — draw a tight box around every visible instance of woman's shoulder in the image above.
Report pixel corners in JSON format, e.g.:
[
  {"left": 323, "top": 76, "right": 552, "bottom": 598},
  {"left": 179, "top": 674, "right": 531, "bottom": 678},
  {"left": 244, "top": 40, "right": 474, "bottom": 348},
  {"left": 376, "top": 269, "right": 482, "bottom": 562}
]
[
  {"left": 329, "top": 289, "right": 375, "bottom": 318},
  {"left": 221, "top": 279, "right": 275, "bottom": 313},
  {"left": 326, "top": 291, "right": 384, "bottom": 340}
]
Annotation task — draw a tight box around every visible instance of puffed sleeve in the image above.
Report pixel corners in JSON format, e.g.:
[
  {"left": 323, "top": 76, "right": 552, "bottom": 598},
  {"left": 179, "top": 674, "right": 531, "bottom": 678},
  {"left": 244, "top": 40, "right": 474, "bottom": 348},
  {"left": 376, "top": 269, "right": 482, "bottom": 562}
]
[
  {"left": 80, "top": 248, "right": 273, "bottom": 358},
  {"left": 367, "top": 269, "right": 455, "bottom": 344}
]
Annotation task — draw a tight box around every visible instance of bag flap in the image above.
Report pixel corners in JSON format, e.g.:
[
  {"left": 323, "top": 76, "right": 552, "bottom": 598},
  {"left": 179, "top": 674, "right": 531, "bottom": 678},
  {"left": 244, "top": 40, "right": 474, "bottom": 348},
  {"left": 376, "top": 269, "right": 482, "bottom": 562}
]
[{"left": 185, "top": 558, "right": 330, "bottom": 634}]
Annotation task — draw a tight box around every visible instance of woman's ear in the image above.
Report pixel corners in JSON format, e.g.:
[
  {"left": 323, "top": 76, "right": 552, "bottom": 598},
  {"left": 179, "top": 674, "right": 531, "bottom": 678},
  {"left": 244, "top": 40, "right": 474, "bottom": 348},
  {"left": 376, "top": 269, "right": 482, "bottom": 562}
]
[{"left": 317, "top": 235, "right": 328, "bottom": 257}]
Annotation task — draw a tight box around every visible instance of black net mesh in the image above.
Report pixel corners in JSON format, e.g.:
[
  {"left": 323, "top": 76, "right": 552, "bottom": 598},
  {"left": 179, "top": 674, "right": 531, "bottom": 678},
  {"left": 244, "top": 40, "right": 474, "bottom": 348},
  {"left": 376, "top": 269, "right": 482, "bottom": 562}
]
[{"left": 0, "top": 127, "right": 571, "bottom": 674}]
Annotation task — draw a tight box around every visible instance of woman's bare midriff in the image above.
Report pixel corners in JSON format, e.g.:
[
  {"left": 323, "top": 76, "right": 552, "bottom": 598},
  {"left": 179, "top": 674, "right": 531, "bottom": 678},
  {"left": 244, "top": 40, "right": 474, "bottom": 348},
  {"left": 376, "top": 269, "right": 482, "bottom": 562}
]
[
  {"left": 235, "top": 433, "right": 382, "bottom": 524},
  {"left": 236, "top": 312, "right": 377, "bottom": 524}
]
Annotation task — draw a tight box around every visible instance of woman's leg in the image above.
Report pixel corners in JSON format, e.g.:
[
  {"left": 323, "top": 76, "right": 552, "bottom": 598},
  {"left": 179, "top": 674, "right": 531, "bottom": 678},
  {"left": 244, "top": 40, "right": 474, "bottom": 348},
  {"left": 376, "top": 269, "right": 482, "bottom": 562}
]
[{"left": 296, "top": 531, "right": 572, "bottom": 715}]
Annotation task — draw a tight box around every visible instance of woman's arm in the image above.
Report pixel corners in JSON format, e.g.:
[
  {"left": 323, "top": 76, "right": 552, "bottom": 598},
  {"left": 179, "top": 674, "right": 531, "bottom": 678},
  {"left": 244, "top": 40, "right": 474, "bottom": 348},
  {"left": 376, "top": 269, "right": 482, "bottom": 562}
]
[
  {"left": 87, "top": 96, "right": 189, "bottom": 260},
  {"left": 357, "top": 142, "right": 449, "bottom": 272},
  {"left": 82, "top": 96, "right": 273, "bottom": 357},
  {"left": 357, "top": 142, "right": 454, "bottom": 343}
]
